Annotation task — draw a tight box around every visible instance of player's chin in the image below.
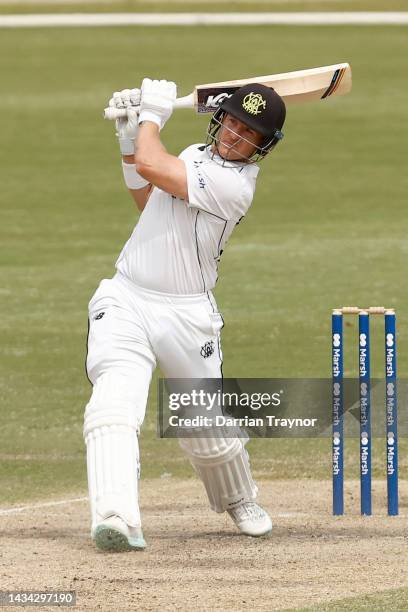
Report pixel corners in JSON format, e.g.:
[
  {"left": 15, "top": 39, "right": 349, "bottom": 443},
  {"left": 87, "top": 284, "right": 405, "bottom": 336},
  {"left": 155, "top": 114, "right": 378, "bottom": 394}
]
[{"left": 217, "top": 144, "right": 247, "bottom": 162}]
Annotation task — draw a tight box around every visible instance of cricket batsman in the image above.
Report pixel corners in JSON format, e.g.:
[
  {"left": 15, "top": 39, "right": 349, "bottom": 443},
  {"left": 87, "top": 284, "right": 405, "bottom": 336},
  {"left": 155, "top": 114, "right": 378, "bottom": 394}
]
[{"left": 84, "top": 78, "right": 286, "bottom": 551}]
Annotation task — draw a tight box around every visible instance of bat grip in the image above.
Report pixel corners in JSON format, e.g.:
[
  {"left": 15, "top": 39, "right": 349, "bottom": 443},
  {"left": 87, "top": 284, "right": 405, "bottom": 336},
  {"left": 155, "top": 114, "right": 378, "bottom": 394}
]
[{"left": 103, "top": 93, "right": 194, "bottom": 120}]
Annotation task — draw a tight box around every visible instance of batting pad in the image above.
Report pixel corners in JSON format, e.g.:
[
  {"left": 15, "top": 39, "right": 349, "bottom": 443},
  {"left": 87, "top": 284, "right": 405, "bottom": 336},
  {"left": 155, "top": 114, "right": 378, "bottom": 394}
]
[
  {"left": 83, "top": 372, "right": 142, "bottom": 530},
  {"left": 179, "top": 434, "right": 258, "bottom": 513}
]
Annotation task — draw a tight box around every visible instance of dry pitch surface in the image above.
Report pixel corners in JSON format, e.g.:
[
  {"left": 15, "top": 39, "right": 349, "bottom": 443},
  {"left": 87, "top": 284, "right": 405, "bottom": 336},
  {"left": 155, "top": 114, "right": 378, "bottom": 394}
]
[{"left": 1, "top": 479, "right": 407, "bottom": 611}]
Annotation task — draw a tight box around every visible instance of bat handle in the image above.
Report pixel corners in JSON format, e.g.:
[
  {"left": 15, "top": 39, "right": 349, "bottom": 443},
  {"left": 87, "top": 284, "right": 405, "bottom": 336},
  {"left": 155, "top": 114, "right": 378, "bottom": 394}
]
[{"left": 103, "top": 93, "right": 194, "bottom": 120}]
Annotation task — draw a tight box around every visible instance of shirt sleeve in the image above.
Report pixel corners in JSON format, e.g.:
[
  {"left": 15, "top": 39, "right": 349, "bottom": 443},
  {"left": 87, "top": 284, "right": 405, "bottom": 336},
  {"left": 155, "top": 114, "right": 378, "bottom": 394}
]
[{"left": 185, "top": 158, "right": 257, "bottom": 221}]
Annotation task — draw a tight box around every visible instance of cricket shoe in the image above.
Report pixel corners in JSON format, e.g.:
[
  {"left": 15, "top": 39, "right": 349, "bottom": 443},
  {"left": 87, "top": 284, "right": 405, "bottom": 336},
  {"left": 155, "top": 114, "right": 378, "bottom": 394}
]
[
  {"left": 227, "top": 502, "right": 272, "bottom": 537},
  {"left": 92, "top": 515, "right": 146, "bottom": 552}
]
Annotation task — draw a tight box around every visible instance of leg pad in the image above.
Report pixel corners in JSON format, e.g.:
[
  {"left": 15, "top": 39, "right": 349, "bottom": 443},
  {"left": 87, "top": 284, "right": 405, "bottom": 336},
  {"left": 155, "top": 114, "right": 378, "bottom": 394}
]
[{"left": 179, "top": 434, "right": 257, "bottom": 512}]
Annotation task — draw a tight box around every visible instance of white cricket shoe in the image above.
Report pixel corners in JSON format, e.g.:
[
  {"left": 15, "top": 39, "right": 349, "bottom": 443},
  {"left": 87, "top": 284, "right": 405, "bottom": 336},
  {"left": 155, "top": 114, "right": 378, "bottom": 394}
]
[
  {"left": 92, "top": 515, "right": 146, "bottom": 552},
  {"left": 227, "top": 502, "right": 272, "bottom": 537}
]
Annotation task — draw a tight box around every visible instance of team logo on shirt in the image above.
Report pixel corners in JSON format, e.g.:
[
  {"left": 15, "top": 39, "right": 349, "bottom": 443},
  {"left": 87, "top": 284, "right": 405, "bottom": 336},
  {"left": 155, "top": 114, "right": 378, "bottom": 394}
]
[
  {"left": 93, "top": 311, "right": 105, "bottom": 320},
  {"left": 242, "top": 92, "right": 266, "bottom": 115},
  {"left": 200, "top": 340, "right": 215, "bottom": 359}
]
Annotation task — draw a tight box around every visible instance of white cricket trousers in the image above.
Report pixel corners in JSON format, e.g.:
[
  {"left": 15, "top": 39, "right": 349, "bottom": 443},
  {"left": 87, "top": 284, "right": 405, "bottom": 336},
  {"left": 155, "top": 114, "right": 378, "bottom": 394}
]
[
  {"left": 86, "top": 271, "right": 224, "bottom": 390},
  {"left": 84, "top": 272, "right": 257, "bottom": 527}
]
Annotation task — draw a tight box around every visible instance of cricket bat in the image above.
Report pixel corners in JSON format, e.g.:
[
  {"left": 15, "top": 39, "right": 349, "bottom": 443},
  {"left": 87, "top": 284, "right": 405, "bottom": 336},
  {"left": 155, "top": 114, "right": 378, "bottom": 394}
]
[{"left": 103, "top": 62, "right": 352, "bottom": 120}]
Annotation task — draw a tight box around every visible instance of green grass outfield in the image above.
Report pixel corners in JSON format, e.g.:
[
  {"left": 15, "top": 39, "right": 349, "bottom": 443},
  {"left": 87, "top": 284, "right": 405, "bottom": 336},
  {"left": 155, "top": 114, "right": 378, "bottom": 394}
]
[
  {"left": 1, "top": 24, "right": 407, "bottom": 504},
  {"left": 294, "top": 586, "right": 408, "bottom": 611},
  {"left": 0, "top": 0, "right": 406, "bottom": 15}
]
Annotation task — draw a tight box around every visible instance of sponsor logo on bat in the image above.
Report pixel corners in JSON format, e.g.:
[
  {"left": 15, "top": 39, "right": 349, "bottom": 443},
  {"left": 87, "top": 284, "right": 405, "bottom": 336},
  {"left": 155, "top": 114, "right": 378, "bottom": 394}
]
[{"left": 197, "top": 87, "right": 238, "bottom": 112}]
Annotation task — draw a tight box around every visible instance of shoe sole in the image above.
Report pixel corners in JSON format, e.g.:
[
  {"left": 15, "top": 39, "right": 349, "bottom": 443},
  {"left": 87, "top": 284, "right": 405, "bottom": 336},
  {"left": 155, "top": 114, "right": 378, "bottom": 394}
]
[
  {"left": 241, "top": 526, "right": 273, "bottom": 537},
  {"left": 93, "top": 525, "right": 146, "bottom": 552}
]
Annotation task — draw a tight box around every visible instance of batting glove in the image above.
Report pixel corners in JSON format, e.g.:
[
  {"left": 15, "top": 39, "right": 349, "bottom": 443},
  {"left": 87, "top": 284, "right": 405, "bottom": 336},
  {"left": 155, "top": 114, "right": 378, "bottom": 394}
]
[
  {"left": 109, "top": 88, "right": 141, "bottom": 155},
  {"left": 138, "top": 78, "right": 177, "bottom": 130}
]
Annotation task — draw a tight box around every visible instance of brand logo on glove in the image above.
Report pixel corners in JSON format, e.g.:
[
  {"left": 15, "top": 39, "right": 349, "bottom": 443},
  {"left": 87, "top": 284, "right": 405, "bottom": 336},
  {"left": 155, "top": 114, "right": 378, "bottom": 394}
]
[
  {"left": 242, "top": 92, "right": 266, "bottom": 115},
  {"left": 200, "top": 340, "right": 215, "bottom": 359}
]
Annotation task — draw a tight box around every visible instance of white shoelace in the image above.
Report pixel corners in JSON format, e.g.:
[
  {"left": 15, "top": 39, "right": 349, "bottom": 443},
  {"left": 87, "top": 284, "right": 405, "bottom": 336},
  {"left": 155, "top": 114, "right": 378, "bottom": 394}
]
[{"left": 230, "top": 502, "right": 265, "bottom": 522}]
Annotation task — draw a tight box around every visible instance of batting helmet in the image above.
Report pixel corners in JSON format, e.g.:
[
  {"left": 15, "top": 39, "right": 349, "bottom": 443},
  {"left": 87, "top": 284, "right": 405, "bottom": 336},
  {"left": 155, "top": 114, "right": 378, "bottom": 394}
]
[{"left": 206, "top": 83, "right": 286, "bottom": 164}]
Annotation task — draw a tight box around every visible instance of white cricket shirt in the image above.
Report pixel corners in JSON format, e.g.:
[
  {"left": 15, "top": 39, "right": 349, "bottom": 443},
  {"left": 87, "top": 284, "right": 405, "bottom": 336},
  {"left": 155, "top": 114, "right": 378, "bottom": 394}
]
[{"left": 115, "top": 144, "right": 259, "bottom": 294}]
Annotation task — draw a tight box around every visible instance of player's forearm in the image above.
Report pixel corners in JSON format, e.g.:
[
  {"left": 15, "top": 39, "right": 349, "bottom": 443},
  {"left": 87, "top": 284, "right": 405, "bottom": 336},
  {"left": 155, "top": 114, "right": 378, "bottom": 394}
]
[
  {"left": 134, "top": 123, "right": 188, "bottom": 200},
  {"left": 134, "top": 121, "right": 167, "bottom": 173},
  {"left": 122, "top": 154, "right": 135, "bottom": 164},
  {"left": 132, "top": 81, "right": 188, "bottom": 200}
]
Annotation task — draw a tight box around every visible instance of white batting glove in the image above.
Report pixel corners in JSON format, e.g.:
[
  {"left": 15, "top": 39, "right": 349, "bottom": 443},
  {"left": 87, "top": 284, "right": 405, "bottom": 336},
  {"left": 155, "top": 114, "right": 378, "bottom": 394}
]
[
  {"left": 138, "top": 78, "right": 177, "bottom": 130},
  {"left": 108, "top": 88, "right": 141, "bottom": 155}
]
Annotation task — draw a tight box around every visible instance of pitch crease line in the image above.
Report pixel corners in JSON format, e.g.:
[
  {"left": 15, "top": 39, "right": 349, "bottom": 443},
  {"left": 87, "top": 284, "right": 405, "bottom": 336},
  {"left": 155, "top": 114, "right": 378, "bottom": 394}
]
[{"left": 0, "top": 496, "right": 88, "bottom": 516}]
